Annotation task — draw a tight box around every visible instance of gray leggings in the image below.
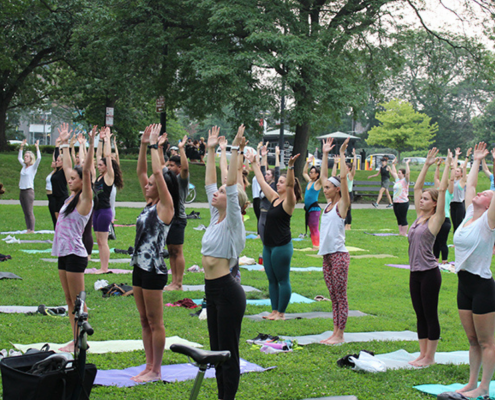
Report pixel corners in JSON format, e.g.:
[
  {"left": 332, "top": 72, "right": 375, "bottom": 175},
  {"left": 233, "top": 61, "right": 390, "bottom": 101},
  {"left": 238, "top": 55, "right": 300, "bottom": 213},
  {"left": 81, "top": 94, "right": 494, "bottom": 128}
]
[{"left": 20, "top": 189, "right": 35, "bottom": 231}]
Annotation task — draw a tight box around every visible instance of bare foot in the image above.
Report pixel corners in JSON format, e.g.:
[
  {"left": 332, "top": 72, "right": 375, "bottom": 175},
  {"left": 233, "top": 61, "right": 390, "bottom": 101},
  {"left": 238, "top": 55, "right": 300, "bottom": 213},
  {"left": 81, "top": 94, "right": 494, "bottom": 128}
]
[
  {"left": 412, "top": 358, "right": 435, "bottom": 367},
  {"left": 95, "top": 269, "right": 109, "bottom": 274},
  {"left": 133, "top": 370, "right": 161, "bottom": 383},
  {"left": 131, "top": 366, "right": 151, "bottom": 381},
  {"left": 320, "top": 337, "right": 344, "bottom": 345},
  {"left": 312, "top": 246, "right": 319, "bottom": 251},
  {"left": 164, "top": 284, "right": 183, "bottom": 291},
  {"left": 461, "top": 387, "right": 487, "bottom": 398},
  {"left": 408, "top": 354, "right": 425, "bottom": 366},
  {"left": 272, "top": 313, "right": 285, "bottom": 320},
  {"left": 455, "top": 384, "right": 479, "bottom": 394},
  {"left": 27, "top": 229, "right": 34, "bottom": 234},
  {"left": 58, "top": 342, "right": 75, "bottom": 353},
  {"left": 262, "top": 311, "right": 277, "bottom": 320}
]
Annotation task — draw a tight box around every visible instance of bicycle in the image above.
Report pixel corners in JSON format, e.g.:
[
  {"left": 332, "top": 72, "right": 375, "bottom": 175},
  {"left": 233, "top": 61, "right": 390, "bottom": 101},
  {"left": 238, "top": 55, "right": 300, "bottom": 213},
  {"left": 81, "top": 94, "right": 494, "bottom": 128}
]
[
  {"left": 170, "top": 344, "right": 230, "bottom": 400},
  {"left": 186, "top": 182, "right": 196, "bottom": 204}
]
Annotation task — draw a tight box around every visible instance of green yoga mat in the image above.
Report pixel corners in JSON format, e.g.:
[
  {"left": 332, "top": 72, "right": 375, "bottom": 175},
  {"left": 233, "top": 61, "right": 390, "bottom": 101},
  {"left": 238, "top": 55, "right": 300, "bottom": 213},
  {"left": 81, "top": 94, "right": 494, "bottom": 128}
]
[{"left": 414, "top": 381, "right": 495, "bottom": 396}]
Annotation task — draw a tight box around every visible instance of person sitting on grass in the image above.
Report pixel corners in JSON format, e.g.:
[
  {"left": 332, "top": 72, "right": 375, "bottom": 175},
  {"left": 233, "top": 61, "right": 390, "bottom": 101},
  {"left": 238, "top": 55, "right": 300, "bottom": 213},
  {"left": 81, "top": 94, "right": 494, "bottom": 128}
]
[
  {"left": 318, "top": 138, "right": 351, "bottom": 345},
  {"left": 408, "top": 148, "right": 451, "bottom": 367}
]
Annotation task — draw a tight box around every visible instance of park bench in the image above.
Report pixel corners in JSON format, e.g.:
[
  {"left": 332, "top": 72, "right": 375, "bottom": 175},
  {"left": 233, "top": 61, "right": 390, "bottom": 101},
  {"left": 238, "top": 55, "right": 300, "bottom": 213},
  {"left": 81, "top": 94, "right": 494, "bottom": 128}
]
[{"left": 353, "top": 180, "right": 434, "bottom": 200}]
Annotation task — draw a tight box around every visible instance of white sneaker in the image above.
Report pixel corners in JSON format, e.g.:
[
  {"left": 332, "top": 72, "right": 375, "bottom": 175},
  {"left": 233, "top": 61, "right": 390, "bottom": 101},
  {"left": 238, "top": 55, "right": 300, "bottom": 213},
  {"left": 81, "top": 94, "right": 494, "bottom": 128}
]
[{"left": 9, "top": 349, "right": 22, "bottom": 357}]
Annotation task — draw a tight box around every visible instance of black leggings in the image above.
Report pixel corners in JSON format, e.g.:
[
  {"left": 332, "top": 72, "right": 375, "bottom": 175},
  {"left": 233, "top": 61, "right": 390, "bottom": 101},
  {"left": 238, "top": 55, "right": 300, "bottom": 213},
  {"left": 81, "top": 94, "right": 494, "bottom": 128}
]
[
  {"left": 450, "top": 201, "right": 465, "bottom": 233},
  {"left": 205, "top": 274, "right": 246, "bottom": 400},
  {"left": 393, "top": 201, "right": 409, "bottom": 226},
  {"left": 433, "top": 217, "right": 451, "bottom": 261},
  {"left": 47, "top": 194, "right": 58, "bottom": 229},
  {"left": 253, "top": 198, "right": 261, "bottom": 234},
  {"left": 345, "top": 192, "right": 353, "bottom": 225},
  {"left": 410, "top": 267, "right": 442, "bottom": 340}
]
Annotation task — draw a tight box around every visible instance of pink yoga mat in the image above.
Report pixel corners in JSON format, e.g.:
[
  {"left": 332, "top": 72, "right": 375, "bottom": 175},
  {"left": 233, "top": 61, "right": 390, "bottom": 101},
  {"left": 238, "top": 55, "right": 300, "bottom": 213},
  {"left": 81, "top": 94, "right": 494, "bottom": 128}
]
[
  {"left": 85, "top": 268, "right": 132, "bottom": 274},
  {"left": 385, "top": 264, "right": 410, "bottom": 269}
]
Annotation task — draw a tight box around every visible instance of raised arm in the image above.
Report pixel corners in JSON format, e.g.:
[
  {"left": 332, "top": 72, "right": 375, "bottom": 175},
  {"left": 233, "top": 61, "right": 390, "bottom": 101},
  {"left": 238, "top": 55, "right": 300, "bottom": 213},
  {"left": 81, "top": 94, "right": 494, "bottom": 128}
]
[
  {"left": 237, "top": 136, "right": 247, "bottom": 186},
  {"left": 434, "top": 159, "right": 442, "bottom": 188},
  {"left": 302, "top": 155, "right": 312, "bottom": 182},
  {"left": 78, "top": 127, "right": 96, "bottom": 217},
  {"left": 157, "top": 134, "right": 167, "bottom": 168},
  {"left": 103, "top": 127, "right": 115, "bottom": 186},
  {"left": 149, "top": 124, "right": 174, "bottom": 224},
  {"left": 428, "top": 150, "right": 452, "bottom": 235},
  {"left": 33, "top": 141, "right": 41, "bottom": 170},
  {"left": 348, "top": 148, "right": 357, "bottom": 180},
  {"left": 219, "top": 136, "right": 228, "bottom": 184},
  {"left": 482, "top": 158, "right": 492, "bottom": 179},
  {"left": 319, "top": 138, "right": 335, "bottom": 186},
  {"left": 245, "top": 148, "right": 278, "bottom": 202},
  {"left": 70, "top": 134, "right": 77, "bottom": 166},
  {"left": 466, "top": 142, "right": 488, "bottom": 209},
  {"left": 405, "top": 159, "right": 410, "bottom": 182},
  {"left": 137, "top": 125, "right": 151, "bottom": 199},
  {"left": 338, "top": 139, "right": 351, "bottom": 217},
  {"left": 96, "top": 127, "right": 104, "bottom": 163},
  {"left": 283, "top": 153, "right": 300, "bottom": 215},
  {"left": 205, "top": 126, "right": 220, "bottom": 186},
  {"left": 178, "top": 134, "right": 189, "bottom": 180},
  {"left": 331, "top": 156, "right": 339, "bottom": 177},
  {"left": 390, "top": 158, "right": 399, "bottom": 181},
  {"left": 113, "top": 136, "right": 120, "bottom": 166},
  {"left": 228, "top": 125, "right": 245, "bottom": 187},
  {"left": 275, "top": 146, "right": 280, "bottom": 169},
  {"left": 414, "top": 148, "right": 439, "bottom": 217},
  {"left": 18, "top": 139, "right": 26, "bottom": 166},
  {"left": 459, "top": 148, "right": 471, "bottom": 189},
  {"left": 58, "top": 123, "right": 74, "bottom": 182}
]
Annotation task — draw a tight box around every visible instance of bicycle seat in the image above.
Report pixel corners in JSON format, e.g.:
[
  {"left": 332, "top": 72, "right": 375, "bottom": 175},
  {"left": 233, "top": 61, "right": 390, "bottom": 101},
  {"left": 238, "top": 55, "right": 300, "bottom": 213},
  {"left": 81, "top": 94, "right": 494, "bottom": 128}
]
[{"left": 170, "top": 344, "right": 230, "bottom": 366}]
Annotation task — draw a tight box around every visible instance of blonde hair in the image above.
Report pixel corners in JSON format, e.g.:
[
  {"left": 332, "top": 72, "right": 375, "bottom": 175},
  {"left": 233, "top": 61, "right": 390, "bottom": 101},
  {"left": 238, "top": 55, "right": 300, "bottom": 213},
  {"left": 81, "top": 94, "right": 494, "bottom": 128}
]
[
  {"left": 24, "top": 151, "right": 35, "bottom": 165},
  {"left": 236, "top": 183, "right": 249, "bottom": 214}
]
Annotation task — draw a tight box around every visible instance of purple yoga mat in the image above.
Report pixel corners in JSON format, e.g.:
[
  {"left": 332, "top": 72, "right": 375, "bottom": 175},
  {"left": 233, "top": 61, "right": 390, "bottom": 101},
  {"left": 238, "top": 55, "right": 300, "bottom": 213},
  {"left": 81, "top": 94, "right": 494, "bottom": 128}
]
[
  {"left": 385, "top": 264, "right": 410, "bottom": 269},
  {"left": 84, "top": 268, "right": 132, "bottom": 274},
  {"left": 94, "top": 359, "right": 275, "bottom": 387},
  {"left": 365, "top": 232, "right": 399, "bottom": 237}
]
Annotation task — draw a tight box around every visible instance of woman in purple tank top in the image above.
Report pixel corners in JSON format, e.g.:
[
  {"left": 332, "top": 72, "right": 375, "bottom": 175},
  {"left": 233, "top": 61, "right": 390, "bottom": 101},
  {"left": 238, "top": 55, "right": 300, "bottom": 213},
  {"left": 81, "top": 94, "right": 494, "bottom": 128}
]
[
  {"left": 408, "top": 148, "right": 452, "bottom": 367},
  {"left": 52, "top": 123, "right": 95, "bottom": 353}
]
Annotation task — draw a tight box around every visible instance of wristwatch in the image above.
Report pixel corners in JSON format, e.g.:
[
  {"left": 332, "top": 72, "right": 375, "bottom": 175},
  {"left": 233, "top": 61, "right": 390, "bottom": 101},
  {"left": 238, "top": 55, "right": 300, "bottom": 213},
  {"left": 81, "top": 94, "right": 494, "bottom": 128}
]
[{"left": 148, "top": 144, "right": 159, "bottom": 150}]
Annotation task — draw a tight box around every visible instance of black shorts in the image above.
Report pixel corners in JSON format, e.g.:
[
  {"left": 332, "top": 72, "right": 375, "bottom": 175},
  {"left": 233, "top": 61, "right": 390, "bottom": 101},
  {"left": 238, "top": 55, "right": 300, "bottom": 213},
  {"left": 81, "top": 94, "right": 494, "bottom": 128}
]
[
  {"left": 132, "top": 266, "right": 168, "bottom": 290},
  {"left": 457, "top": 270, "right": 495, "bottom": 314},
  {"left": 58, "top": 254, "right": 88, "bottom": 273},
  {"left": 166, "top": 217, "right": 187, "bottom": 246}
]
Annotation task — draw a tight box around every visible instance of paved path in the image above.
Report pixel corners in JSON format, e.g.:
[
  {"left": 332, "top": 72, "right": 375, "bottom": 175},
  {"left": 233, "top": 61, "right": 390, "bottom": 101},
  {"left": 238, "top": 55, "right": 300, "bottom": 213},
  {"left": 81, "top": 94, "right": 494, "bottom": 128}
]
[{"left": 0, "top": 200, "right": 416, "bottom": 210}]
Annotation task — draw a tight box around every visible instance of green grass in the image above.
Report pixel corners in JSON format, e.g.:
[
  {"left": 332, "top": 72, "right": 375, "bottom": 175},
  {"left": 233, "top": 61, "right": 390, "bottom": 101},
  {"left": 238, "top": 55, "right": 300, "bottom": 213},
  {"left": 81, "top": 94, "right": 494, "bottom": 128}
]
[{"left": 0, "top": 205, "right": 488, "bottom": 399}]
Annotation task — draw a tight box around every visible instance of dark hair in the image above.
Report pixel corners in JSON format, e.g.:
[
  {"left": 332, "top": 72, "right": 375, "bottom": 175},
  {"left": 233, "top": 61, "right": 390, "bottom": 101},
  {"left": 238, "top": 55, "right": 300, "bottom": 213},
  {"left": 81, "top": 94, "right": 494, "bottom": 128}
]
[
  {"left": 310, "top": 166, "right": 320, "bottom": 180},
  {"left": 169, "top": 155, "right": 181, "bottom": 166},
  {"left": 64, "top": 166, "right": 83, "bottom": 217},
  {"left": 162, "top": 169, "right": 180, "bottom": 218},
  {"left": 101, "top": 158, "right": 124, "bottom": 190},
  {"left": 346, "top": 163, "right": 352, "bottom": 170},
  {"left": 280, "top": 174, "right": 303, "bottom": 202},
  {"left": 0, "top": 183, "right": 5, "bottom": 196},
  {"left": 399, "top": 168, "right": 406, "bottom": 175}
]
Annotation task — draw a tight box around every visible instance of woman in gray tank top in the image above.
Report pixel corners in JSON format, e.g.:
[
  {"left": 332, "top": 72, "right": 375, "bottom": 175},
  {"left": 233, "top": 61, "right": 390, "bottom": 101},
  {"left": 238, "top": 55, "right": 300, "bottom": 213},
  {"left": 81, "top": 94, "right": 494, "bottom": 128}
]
[{"left": 408, "top": 148, "right": 452, "bottom": 367}]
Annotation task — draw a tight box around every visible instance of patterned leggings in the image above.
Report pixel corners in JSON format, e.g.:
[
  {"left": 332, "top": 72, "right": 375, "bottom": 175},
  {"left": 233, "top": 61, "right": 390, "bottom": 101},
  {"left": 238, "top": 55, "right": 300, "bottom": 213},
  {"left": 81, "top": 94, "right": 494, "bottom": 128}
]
[
  {"left": 308, "top": 210, "right": 320, "bottom": 247},
  {"left": 323, "top": 252, "right": 350, "bottom": 330}
]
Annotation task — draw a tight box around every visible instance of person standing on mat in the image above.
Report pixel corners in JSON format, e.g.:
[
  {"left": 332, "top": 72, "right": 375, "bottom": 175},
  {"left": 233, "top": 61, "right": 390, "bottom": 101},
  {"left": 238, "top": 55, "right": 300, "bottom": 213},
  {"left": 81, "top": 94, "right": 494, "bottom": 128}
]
[
  {"left": 453, "top": 142, "right": 495, "bottom": 399},
  {"left": 451, "top": 147, "right": 469, "bottom": 233},
  {"left": 303, "top": 155, "right": 321, "bottom": 250},
  {"left": 164, "top": 134, "right": 189, "bottom": 291},
  {"left": 368, "top": 156, "right": 393, "bottom": 208},
  {"left": 318, "top": 138, "right": 351, "bottom": 345},
  {"left": 131, "top": 124, "right": 178, "bottom": 383},
  {"left": 258, "top": 144, "right": 280, "bottom": 243},
  {"left": 246, "top": 146, "right": 302, "bottom": 321},
  {"left": 52, "top": 123, "right": 95, "bottom": 353},
  {"left": 201, "top": 125, "right": 248, "bottom": 400},
  {"left": 390, "top": 158, "right": 410, "bottom": 236},
  {"left": 408, "top": 148, "right": 451, "bottom": 367},
  {"left": 18, "top": 139, "right": 41, "bottom": 233},
  {"left": 94, "top": 127, "right": 124, "bottom": 274},
  {"left": 433, "top": 158, "right": 454, "bottom": 263}
]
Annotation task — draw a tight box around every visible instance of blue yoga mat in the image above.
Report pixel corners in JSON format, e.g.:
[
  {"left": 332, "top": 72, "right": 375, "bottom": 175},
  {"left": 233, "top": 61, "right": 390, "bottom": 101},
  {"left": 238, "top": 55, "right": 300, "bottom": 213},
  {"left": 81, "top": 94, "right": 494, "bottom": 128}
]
[
  {"left": 240, "top": 264, "right": 322, "bottom": 272},
  {"left": 246, "top": 234, "right": 258, "bottom": 239},
  {"left": 414, "top": 381, "right": 495, "bottom": 397},
  {"left": 193, "top": 292, "right": 314, "bottom": 306}
]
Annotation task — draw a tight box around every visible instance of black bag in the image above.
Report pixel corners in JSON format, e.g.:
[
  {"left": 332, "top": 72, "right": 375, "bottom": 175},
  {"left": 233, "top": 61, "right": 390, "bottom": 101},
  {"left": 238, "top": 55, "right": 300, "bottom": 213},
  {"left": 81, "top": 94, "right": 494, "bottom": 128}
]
[
  {"left": 108, "top": 222, "right": 116, "bottom": 240},
  {"left": 0, "top": 351, "right": 97, "bottom": 400}
]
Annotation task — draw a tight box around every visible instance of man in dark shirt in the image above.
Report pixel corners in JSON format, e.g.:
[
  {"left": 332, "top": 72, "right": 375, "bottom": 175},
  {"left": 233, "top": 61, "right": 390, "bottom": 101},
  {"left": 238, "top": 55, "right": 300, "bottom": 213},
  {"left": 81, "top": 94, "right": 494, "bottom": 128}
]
[{"left": 367, "top": 156, "right": 393, "bottom": 208}]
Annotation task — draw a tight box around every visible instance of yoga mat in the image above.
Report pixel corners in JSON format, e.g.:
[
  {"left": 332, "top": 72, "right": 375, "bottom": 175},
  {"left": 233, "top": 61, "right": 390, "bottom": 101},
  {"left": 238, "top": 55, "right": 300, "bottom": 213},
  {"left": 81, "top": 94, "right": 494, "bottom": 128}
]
[
  {"left": 292, "top": 238, "right": 304, "bottom": 241},
  {"left": 295, "top": 247, "right": 365, "bottom": 252},
  {"left": 294, "top": 248, "right": 317, "bottom": 252},
  {"left": 373, "top": 349, "right": 469, "bottom": 371},
  {"left": 291, "top": 267, "right": 322, "bottom": 271},
  {"left": 364, "top": 232, "right": 398, "bottom": 236},
  {"left": 183, "top": 284, "right": 261, "bottom": 293},
  {"left": 41, "top": 258, "right": 129, "bottom": 264},
  {"left": 239, "top": 264, "right": 323, "bottom": 272},
  {"left": 85, "top": 268, "right": 132, "bottom": 274},
  {"left": 1, "top": 230, "right": 55, "bottom": 234},
  {"left": 192, "top": 293, "right": 314, "bottom": 306},
  {"left": 246, "top": 234, "right": 258, "bottom": 239},
  {"left": 0, "top": 305, "right": 67, "bottom": 314},
  {"left": 113, "top": 224, "right": 135, "bottom": 227},
  {"left": 302, "top": 397, "right": 358, "bottom": 400},
  {"left": 245, "top": 311, "right": 368, "bottom": 321},
  {"left": 306, "top": 254, "right": 397, "bottom": 259},
  {"left": 239, "top": 263, "right": 264, "bottom": 271},
  {"left": 0, "top": 272, "right": 21, "bottom": 280},
  {"left": 414, "top": 382, "right": 495, "bottom": 397},
  {"left": 5, "top": 239, "right": 53, "bottom": 244},
  {"left": 13, "top": 336, "right": 202, "bottom": 355},
  {"left": 385, "top": 264, "right": 410, "bottom": 270},
  {"left": 281, "top": 330, "right": 418, "bottom": 345},
  {"left": 94, "top": 358, "right": 275, "bottom": 387},
  {"left": 24, "top": 249, "right": 99, "bottom": 254}
]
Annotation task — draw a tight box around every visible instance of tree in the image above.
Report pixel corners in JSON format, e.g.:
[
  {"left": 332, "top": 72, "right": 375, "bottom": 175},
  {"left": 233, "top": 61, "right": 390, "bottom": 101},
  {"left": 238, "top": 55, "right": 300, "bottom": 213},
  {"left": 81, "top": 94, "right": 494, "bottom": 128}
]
[
  {"left": 472, "top": 99, "right": 495, "bottom": 147},
  {"left": 366, "top": 99, "right": 438, "bottom": 160},
  {"left": 0, "top": 0, "right": 83, "bottom": 150}
]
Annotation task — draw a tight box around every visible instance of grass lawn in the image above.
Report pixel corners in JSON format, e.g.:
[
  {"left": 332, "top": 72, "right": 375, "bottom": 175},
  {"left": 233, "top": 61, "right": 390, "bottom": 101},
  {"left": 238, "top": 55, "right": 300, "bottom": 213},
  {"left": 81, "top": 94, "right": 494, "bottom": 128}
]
[{"left": 0, "top": 203, "right": 485, "bottom": 399}]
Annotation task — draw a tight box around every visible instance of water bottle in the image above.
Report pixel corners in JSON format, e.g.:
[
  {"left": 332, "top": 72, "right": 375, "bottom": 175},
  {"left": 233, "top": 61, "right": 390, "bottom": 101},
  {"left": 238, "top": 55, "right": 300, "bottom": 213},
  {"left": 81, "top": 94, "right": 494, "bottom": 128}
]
[{"left": 258, "top": 254, "right": 263, "bottom": 265}]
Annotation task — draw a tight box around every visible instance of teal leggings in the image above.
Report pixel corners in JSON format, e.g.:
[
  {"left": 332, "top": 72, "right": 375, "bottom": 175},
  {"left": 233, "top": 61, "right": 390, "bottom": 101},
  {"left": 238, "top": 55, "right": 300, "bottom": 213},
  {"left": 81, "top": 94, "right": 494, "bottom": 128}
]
[{"left": 263, "top": 241, "right": 293, "bottom": 313}]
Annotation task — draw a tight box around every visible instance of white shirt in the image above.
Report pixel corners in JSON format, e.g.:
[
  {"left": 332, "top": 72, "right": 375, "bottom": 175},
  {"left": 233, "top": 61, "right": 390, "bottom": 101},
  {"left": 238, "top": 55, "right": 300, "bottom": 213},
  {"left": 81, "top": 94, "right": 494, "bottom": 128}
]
[
  {"left": 318, "top": 202, "right": 347, "bottom": 255},
  {"left": 201, "top": 184, "right": 246, "bottom": 267},
  {"left": 454, "top": 204, "right": 495, "bottom": 279},
  {"left": 18, "top": 149, "right": 41, "bottom": 190},
  {"left": 252, "top": 176, "right": 261, "bottom": 199}
]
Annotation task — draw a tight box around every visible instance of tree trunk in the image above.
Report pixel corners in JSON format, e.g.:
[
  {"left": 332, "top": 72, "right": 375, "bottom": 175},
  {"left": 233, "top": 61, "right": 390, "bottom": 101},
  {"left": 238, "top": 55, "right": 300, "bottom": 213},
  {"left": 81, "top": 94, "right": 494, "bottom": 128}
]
[
  {"left": 292, "top": 121, "right": 311, "bottom": 181},
  {"left": 0, "top": 104, "right": 8, "bottom": 152}
]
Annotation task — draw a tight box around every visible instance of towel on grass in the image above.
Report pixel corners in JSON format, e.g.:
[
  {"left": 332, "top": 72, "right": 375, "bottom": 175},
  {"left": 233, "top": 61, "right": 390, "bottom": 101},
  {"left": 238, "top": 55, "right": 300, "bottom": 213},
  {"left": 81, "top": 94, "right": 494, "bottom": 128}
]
[{"left": 94, "top": 358, "right": 275, "bottom": 387}]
